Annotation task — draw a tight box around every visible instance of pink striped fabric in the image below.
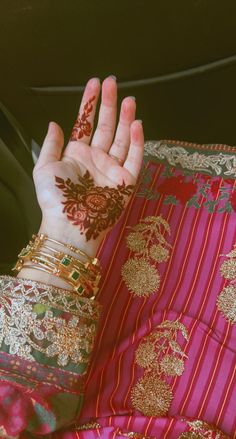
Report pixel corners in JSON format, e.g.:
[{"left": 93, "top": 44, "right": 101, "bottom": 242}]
[{"left": 51, "top": 142, "right": 236, "bottom": 439}]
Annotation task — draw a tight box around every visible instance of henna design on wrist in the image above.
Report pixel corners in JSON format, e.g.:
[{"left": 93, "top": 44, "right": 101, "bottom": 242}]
[
  {"left": 70, "top": 95, "right": 96, "bottom": 141},
  {"left": 55, "top": 171, "right": 135, "bottom": 240}
]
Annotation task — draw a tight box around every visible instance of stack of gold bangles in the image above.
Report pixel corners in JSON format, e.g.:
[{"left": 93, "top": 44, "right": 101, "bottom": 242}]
[{"left": 11, "top": 233, "right": 101, "bottom": 299}]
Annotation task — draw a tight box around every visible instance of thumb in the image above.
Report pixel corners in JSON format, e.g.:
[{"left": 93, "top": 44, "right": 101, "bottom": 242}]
[{"left": 34, "top": 121, "right": 64, "bottom": 170}]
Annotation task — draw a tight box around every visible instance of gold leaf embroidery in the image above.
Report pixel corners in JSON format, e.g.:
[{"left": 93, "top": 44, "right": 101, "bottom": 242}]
[
  {"left": 0, "top": 276, "right": 101, "bottom": 368},
  {"left": 178, "top": 419, "right": 229, "bottom": 438},
  {"left": 217, "top": 244, "right": 236, "bottom": 324},
  {"left": 121, "top": 215, "right": 171, "bottom": 297},
  {"left": 116, "top": 427, "right": 156, "bottom": 438},
  {"left": 217, "top": 286, "right": 236, "bottom": 324},
  {"left": 131, "top": 319, "right": 189, "bottom": 416},
  {"left": 144, "top": 141, "right": 236, "bottom": 177},
  {"left": 131, "top": 372, "right": 173, "bottom": 417},
  {"left": 73, "top": 421, "right": 101, "bottom": 431}
]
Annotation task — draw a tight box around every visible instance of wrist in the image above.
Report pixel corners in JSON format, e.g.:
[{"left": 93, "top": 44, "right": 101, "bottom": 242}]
[{"left": 38, "top": 216, "right": 105, "bottom": 258}]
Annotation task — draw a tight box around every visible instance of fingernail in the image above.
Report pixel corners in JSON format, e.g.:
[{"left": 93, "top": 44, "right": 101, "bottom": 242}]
[
  {"left": 137, "top": 119, "right": 143, "bottom": 124},
  {"left": 128, "top": 96, "right": 136, "bottom": 101},
  {"left": 108, "top": 75, "right": 117, "bottom": 81}
]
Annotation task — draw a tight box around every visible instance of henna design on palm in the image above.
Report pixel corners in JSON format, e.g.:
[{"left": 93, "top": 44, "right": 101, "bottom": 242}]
[
  {"left": 55, "top": 171, "right": 134, "bottom": 240},
  {"left": 70, "top": 95, "right": 96, "bottom": 141}
]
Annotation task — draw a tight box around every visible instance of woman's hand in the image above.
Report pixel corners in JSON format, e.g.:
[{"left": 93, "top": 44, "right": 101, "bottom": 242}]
[{"left": 33, "top": 75, "right": 144, "bottom": 243}]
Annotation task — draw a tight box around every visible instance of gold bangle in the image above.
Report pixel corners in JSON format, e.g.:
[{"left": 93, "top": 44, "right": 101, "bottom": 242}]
[
  {"left": 22, "top": 262, "right": 98, "bottom": 298},
  {"left": 32, "top": 233, "right": 99, "bottom": 266},
  {"left": 31, "top": 250, "right": 101, "bottom": 284}
]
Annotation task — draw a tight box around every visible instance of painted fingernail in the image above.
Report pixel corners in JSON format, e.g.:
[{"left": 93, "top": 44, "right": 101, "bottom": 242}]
[{"left": 108, "top": 75, "right": 117, "bottom": 81}]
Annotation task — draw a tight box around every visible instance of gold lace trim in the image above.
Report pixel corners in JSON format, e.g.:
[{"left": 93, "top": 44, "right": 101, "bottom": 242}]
[
  {"left": 130, "top": 319, "right": 189, "bottom": 416},
  {"left": 158, "top": 138, "right": 236, "bottom": 153},
  {"left": 0, "top": 275, "right": 101, "bottom": 368},
  {"left": 144, "top": 141, "right": 236, "bottom": 177},
  {"left": 217, "top": 245, "right": 236, "bottom": 323},
  {"left": 179, "top": 419, "right": 229, "bottom": 438},
  {"left": 121, "top": 215, "right": 171, "bottom": 297},
  {"left": 69, "top": 419, "right": 229, "bottom": 438}
]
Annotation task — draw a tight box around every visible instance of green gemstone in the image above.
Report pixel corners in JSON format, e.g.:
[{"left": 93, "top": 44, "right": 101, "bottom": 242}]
[
  {"left": 61, "top": 257, "right": 71, "bottom": 266},
  {"left": 76, "top": 285, "right": 84, "bottom": 294},
  {"left": 71, "top": 270, "right": 80, "bottom": 281},
  {"left": 19, "top": 248, "right": 30, "bottom": 257}
]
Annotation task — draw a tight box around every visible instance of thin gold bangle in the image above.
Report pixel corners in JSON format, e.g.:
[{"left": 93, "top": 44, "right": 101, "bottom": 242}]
[
  {"left": 32, "top": 233, "right": 98, "bottom": 265},
  {"left": 22, "top": 263, "right": 97, "bottom": 298}
]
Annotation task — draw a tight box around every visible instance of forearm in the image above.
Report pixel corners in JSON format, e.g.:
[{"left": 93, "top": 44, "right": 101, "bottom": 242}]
[{"left": 16, "top": 216, "right": 104, "bottom": 291}]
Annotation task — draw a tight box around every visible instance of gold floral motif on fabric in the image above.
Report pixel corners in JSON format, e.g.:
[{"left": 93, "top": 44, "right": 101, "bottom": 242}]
[
  {"left": 144, "top": 141, "right": 236, "bottom": 177},
  {"left": 217, "top": 244, "right": 236, "bottom": 323},
  {"left": 178, "top": 419, "right": 230, "bottom": 438},
  {"left": 121, "top": 215, "right": 171, "bottom": 297},
  {"left": 115, "top": 429, "right": 155, "bottom": 438},
  {"left": 0, "top": 275, "right": 101, "bottom": 367},
  {"left": 73, "top": 421, "right": 101, "bottom": 431},
  {"left": 131, "top": 319, "right": 189, "bottom": 416}
]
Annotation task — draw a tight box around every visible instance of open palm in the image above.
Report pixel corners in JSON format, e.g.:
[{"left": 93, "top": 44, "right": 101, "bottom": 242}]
[{"left": 33, "top": 76, "right": 144, "bottom": 235}]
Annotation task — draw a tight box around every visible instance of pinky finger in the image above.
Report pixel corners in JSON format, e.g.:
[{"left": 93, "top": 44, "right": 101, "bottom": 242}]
[{"left": 123, "top": 120, "right": 144, "bottom": 179}]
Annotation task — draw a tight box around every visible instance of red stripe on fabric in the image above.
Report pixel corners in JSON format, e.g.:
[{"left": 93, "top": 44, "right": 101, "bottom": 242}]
[
  {"left": 144, "top": 418, "right": 153, "bottom": 437},
  {"left": 162, "top": 417, "right": 175, "bottom": 439},
  {"left": 109, "top": 352, "right": 124, "bottom": 414},
  {"left": 95, "top": 367, "right": 105, "bottom": 418}
]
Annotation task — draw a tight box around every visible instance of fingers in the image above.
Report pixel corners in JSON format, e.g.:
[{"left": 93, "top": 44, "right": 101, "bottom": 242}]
[
  {"left": 70, "top": 77, "right": 101, "bottom": 143},
  {"left": 107, "top": 96, "right": 136, "bottom": 163},
  {"left": 34, "top": 122, "right": 64, "bottom": 171},
  {"left": 123, "top": 120, "right": 144, "bottom": 179},
  {"left": 90, "top": 76, "right": 118, "bottom": 152}
]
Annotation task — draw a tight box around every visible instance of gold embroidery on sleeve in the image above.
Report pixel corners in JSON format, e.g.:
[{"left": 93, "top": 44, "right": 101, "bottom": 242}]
[
  {"left": 178, "top": 419, "right": 229, "bottom": 438},
  {"left": 121, "top": 215, "right": 171, "bottom": 297},
  {"left": 0, "top": 275, "right": 101, "bottom": 367},
  {"left": 217, "top": 244, "right": 236, "bottom": 324},
  {"left": 131, "top": 319, "right": 189, "bottom": 416}
]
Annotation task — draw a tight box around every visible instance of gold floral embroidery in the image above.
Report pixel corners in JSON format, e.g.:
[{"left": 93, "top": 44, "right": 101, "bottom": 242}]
[
  {"left": 131, "top": 319, "right": 189, "bottom": 416},
  {"left": 121, "top": 215, "right": 171, "bottom": 297},
  {"left": 217, "top": 244, "right": 236, "bottom": 324},
  {"left": 178, "top": 419, "right": 229, "bottom": 438},
  {"left": 116, "top": 429, "right": 155, "bottom": 438},
  {"left": 73, "top": 421, "right": 101, "bottom": 431},
  {"left": 144, "top": 141, "right": 236, "bottom": 177},
  {"left": 0, "top": 275, "right": 101, "bottom": 368}
]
